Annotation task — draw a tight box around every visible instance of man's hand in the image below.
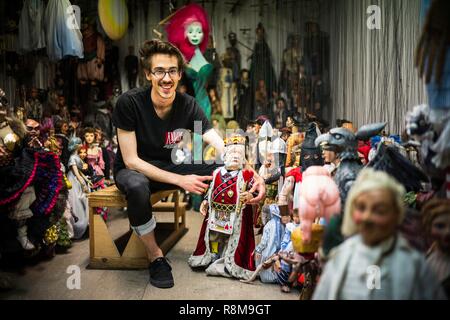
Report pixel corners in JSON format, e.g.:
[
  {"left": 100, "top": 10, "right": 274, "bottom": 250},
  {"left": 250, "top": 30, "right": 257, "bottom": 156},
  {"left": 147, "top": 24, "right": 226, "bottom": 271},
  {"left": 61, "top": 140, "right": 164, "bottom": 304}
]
[
  {"left": 178, "top": 175, "right": 212, "bottom": 195},
  {"left": 247, "top": 172, "right": 266, "bottom": 205},
  {"left": 200, "top": 200, "right": 209, "bottom": 216}
]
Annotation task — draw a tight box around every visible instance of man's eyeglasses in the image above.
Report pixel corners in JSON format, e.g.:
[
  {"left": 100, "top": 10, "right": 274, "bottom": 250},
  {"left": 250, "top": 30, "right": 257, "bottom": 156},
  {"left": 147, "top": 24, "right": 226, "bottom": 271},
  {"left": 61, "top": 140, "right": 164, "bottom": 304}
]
[{"left": 150, "top": 68, "right": 180, "bottom": 79}]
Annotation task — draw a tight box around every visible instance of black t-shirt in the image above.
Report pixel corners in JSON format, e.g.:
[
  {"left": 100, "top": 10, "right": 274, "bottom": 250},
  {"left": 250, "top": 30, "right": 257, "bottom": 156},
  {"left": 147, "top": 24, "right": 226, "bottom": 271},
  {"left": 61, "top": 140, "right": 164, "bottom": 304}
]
[{"left": 112, "top": 87, "right": 211, "bottom": 174}]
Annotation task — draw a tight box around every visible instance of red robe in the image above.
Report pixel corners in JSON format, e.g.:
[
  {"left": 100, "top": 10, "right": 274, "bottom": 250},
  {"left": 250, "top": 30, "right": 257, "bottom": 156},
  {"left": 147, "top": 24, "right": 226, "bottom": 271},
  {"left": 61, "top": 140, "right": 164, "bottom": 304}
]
[{"left": 189, "top": 168, "right": 256, "bottom": 279}]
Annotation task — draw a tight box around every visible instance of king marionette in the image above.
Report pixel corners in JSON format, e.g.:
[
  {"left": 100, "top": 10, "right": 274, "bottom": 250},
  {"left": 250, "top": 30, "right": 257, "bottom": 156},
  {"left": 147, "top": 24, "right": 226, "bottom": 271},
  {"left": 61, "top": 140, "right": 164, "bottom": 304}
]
[{"left": 188, "top": 134, "right": 256, "bottom": 280}]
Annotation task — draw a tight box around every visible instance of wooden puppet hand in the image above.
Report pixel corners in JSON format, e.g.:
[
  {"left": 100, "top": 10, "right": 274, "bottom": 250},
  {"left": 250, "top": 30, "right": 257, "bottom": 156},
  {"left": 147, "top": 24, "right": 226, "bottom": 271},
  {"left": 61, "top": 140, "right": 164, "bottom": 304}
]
[
  {"left": 240, "top": 191, "right": 254, "bottom": 204},
  {"left": 200, "top": 200, "right": 209, "bottom": 216}
]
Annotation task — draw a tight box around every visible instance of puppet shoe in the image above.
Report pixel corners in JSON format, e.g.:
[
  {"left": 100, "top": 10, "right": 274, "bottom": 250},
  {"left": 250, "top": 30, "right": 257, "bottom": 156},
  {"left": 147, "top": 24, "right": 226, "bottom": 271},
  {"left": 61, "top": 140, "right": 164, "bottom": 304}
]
[{"left": 17, "top": 235, "right": 35, "bottom": 251}]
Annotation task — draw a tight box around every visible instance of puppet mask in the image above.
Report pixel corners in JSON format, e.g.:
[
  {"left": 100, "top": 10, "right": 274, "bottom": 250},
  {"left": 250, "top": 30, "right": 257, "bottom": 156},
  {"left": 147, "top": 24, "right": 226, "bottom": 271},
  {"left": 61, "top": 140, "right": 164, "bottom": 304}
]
[{"left": 185, "top": 22, "right": 204, "bottom": 46}]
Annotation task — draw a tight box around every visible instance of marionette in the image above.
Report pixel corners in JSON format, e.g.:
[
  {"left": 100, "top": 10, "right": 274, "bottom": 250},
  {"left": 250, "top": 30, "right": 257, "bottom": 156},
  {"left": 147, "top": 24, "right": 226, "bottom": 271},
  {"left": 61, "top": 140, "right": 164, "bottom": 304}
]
[
  {"left": 0, "top": 104, "right": 35, "bottom": 250},
  {"left": 285, "top": 115, "right": 304, "bottom": 167},
  {"left": 252, "top": 204, "right": 287, "bottom": 283},
  {"left": 297, "top": 166, "right": 340, "bottom": 243},
  {"left": 249, "top": 23, "right": 277, "bottom": 101},
  {"left": 25, "top": 87, "right": 43, "bottom": 121},
  {"left": 67, "top": 137, "right": 89, "bottom": 239},
  {"left": 188, "top": 134, "right": 256, "bottom": 280},
  {"left": 254, "top": 80, "right": 269, "bottom": 119},
  {"left": 320, "top": 141, "right": 341, "bottom": 176},
  {"left": 277, "top": 207, "right": 301, "bottom": 293},
  {"left": 77, "top": 17, "right": 105, "bottom": 85},
  {"left": 303, "top": 21, "right": 329, "bottom": 79},
  {"left": 83, "top": 127, "right": 105, "bottom": 177},
  {"left": 313, "top": 169, "right": 447, "bottom": 300},
  {"left": 298, "top": 64, "right": 311, "bottom": 116},
  {"left": 218, "top": 50, "right": 237, "bottom": 119},
  {"left": 290, "top": 224, "right": 324, "bottom": 299},
  {"left": 421, "top": 198, "right": 450, "bottom": 298},
  {"left": 204, "top": 35, "right": 221, "bottom": 89},
  {"left": 166, "top": 3, "right": 212, "bottom": 120},
  {"left": 124, "top": 45, "right": 139, "bottom": 89},
  {"left": 226, "top": 32, "right": 242, "bottom": 81},
  {"left": 280, "top": 34, "right": 302, "bottom": 94}
]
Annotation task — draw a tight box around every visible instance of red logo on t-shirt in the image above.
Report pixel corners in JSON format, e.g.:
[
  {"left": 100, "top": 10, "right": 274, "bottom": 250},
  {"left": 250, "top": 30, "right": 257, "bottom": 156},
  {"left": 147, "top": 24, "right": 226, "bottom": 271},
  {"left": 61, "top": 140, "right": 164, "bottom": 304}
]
[{"left": 164, "top": 131, "right": 183, "bottom": 148}]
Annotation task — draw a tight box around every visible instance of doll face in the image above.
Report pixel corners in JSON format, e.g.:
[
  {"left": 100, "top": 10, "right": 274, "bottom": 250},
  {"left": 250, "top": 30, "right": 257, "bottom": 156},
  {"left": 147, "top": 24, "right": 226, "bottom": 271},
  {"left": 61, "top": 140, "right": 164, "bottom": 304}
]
[
  {"left": 185, "top": 22, "right": 204, "bottom": 46},
  {"left": 352, "top": 189, "right": 399, "bottom": 246},
  {"left": 61, "top": 122, "right": 69, "bottom": 135},
  {"left": 292, "top": 212, "right": 300, "bottom": 224},
  {"left": 323, "top": 149, "right": 337, "bottom": 163},
  {"left": 84, "top": 132, "right": 95, "bottom": 144},
  {"left": 78, "top": 148, "right": 87, "bottom": 160},
  {"left": 281, "top": 215, "right": 291, "bottom": 225},
  {"left": 224, "top": 145, "right": 245, "bottom": 170},
  {"left": 95, "top": 129, "right": 103, "bottom": 142},
  {"left": 430, "top": 213, "right": 450, "bottom": 252}
]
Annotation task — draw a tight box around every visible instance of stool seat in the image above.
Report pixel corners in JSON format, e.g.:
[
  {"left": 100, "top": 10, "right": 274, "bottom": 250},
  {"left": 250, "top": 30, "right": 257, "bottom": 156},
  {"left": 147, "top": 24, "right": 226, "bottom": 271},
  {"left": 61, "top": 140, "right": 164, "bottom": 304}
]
[{"left": 87, "top": 185, "right": 188, "bottom": 270}]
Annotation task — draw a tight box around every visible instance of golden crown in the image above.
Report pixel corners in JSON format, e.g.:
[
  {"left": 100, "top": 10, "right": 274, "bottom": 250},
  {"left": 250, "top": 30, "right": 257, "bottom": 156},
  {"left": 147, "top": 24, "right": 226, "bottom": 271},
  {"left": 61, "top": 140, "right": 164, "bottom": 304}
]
[{"left": 224, "top": 135, "right": 246, "bottom": 146}]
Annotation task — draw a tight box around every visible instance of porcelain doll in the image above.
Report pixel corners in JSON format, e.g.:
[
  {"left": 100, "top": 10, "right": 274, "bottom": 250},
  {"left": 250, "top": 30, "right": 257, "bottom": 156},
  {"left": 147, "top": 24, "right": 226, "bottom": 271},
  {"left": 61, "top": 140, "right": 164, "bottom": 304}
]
[
  {"left": 83, "top": 127, "right": 105, "bottom": 177},
  {"left": 188, "top": 135, "right": 256, "bottom": 280}
]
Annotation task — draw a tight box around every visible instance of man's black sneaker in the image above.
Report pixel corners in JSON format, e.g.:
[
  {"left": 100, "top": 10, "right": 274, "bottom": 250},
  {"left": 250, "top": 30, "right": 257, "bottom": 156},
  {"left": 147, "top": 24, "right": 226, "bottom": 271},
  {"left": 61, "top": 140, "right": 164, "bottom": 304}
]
[{"left": 148, "top": 257, "right": 174, "bottom": 288}]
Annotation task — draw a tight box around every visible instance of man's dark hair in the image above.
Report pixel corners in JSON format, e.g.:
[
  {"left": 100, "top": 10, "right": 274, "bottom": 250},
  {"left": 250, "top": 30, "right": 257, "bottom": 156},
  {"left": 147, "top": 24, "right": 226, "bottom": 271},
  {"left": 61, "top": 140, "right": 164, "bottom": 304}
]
[{"left": 140, "top": 39, "right": 186, "bottom": 73}]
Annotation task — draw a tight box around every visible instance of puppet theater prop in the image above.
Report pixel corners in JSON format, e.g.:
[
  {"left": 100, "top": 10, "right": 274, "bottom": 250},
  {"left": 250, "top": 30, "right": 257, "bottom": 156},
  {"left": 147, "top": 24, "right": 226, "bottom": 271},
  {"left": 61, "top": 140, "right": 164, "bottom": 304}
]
[{"left": 0, "top": 0, "right": 449, "bottom": 301}]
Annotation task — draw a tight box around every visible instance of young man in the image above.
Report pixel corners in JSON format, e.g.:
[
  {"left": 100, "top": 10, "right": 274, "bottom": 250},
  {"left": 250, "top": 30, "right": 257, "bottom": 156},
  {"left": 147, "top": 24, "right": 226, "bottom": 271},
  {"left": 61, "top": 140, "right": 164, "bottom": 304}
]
[{"left": 113, "top": 40, "right": 265, "bottom": 289}]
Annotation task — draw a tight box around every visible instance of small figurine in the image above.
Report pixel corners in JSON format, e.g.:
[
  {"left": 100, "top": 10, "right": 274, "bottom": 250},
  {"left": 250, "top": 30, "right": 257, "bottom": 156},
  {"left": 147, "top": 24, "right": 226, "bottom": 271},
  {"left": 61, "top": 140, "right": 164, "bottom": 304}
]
[{"left": 189, "top": 134, "right": 256, "bottom": 280}]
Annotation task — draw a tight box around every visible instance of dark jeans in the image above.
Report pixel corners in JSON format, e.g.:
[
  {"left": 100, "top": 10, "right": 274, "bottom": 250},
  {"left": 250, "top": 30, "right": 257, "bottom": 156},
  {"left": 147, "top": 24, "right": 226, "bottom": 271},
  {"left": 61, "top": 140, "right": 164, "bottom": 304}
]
[{"left": 114, "top": 160, "right": 219, "bottom": 235}]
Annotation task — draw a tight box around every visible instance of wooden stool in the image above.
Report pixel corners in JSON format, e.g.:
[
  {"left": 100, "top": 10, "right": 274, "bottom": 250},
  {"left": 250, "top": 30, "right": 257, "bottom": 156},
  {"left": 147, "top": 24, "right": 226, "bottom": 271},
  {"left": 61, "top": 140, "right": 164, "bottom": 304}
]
[{"left": 87, "top": 185, "right": 187, "bottom": 269}]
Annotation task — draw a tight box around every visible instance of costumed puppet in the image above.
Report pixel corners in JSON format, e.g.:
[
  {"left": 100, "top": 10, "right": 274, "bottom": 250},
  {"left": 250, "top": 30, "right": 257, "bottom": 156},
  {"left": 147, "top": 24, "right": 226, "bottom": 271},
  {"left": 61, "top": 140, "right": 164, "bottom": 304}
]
[
  {"left": 77, "top": 17, "right": 105, "bottom": 85},
  {"left": 67, "top": 137, "right": 89, "bottom": 239},
  {"left": 188, "top": 135, "right": 256, "bottom": 280},
  {"left": 252, "top": 204, "right": 287, "bottom": 283},
  {"left": 249, "top": 23, "right": 277, "bottom": 108},
  {"left": 421, "top": 198, "right": 450, "bottom": 298},
  {"left": 280, "top": 34, "right": 302, "bottom": 95},
  {"left": 313, "top": 169, "right": 447, "bottom": 300},
  {"left": 166, "top": 3, "right": 212, "bottom": 120},
  {"left": 219, "top": 51, "right": 237, "bottom": 120},
  {"left": 285, "top": 115, "right": 305, "bottom": 167}
]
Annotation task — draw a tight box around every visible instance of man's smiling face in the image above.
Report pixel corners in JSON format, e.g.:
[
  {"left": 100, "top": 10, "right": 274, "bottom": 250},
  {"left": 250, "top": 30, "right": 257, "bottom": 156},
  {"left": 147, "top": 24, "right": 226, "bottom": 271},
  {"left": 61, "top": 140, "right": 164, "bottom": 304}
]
[{"left": 146, "top": 54, "right": 181, "bottom": 101}]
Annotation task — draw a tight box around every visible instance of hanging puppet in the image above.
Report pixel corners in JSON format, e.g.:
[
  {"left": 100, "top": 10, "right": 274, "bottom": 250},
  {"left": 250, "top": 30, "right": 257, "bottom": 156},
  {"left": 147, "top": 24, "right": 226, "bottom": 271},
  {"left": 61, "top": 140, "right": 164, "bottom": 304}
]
[
  {"left": 166, "top": 3, "right": 212, "bottom": 120},
  {"left": 77, "top": 17, "right": 105, "bottom": 85},
  {"left": 188, "top": 135, "right": 256, "bottom": 280}
]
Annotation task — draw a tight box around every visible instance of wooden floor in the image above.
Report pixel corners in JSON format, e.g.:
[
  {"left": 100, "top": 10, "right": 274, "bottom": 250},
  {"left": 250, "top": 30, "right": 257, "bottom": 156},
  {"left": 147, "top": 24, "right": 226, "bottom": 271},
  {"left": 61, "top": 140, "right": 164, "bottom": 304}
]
[{"left": 0, "top": 209, "right": 298, "bottom": 300}]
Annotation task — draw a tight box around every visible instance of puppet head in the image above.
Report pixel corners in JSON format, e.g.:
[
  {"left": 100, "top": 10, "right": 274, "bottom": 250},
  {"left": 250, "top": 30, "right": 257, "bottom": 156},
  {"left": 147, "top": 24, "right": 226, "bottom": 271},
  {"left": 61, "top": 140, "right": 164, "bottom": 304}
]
[
  {"left": 342, "top": 168, "right": 406, "bottom": 246},
  {"left": 421, "top": 198, "right": 450, "bottom": 253},
  {"left": 301, "top": 123, "right": 323, "bottom": 171},
  {"left": 166, "top": 4, "right": 210, "bottom": 61},
  {"left": 298, "top": 166, "right": 341, "bottom": 242},
  {"left": 68, "top": 137, "right": 83, "bottom": 155},
  {"left": 223, "top": 135, "right": 246, "bottom": 171},
  {"left": 25, "top": 119, "right": 40, "bottom": 139}
]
